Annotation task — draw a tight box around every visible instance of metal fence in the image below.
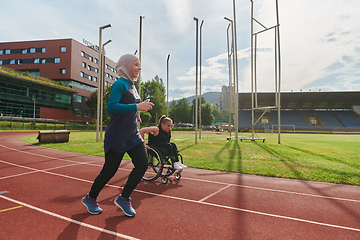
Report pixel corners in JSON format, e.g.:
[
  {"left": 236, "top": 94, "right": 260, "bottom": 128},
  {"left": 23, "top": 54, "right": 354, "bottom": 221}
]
[{"left": 0, "top": 116, "right": 98, "bottom": 131}]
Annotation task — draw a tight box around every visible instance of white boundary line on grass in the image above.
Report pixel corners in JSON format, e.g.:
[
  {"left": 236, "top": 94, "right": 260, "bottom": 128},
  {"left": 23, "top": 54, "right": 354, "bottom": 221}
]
[
  {"left": 1, "top": 158, "right": 360, "bottom": 233},
  {"left": 0, "top": 194, "right": 140, "bottom": 240}
]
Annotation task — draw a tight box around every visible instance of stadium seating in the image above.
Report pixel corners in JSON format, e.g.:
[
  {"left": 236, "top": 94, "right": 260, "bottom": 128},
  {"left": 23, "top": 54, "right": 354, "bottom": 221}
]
[{"left": 237, "top": 110, "right": 360, "bottom": 131}]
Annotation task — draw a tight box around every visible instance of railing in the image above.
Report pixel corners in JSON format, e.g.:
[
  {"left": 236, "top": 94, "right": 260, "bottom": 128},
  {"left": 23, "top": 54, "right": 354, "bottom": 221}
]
[{"left": 0, "top": 116, "right": 98, "bottom": 131}]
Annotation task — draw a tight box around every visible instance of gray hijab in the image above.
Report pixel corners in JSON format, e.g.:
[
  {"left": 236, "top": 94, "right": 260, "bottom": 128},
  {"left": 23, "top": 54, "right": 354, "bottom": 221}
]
[{"left": 115, "top": 54, "right": 139, "bottom": 83}]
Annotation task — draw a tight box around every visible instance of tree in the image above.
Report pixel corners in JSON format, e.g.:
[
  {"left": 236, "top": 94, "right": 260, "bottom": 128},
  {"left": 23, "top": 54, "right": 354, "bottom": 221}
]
[
  {"left": 85, "top": 85, "right": 112, "bottom": 123},
  {"left": 220, "top": 108, "right": 230, "bottom": 121},
  {"left": 140, "top": 111, "right": 151, "bottom": 124},
  {"left": 212, "top": 108, "right": 221, "bottom": 120},
  {"left": 142, "top": 75, "right": 166, "bottom": 123},
  {"left": 191, "top": 97, "right": 207, "bottom": 125},
  {"left": 169, "top": 98, "right": 191, "bottom": 123},
  {"left": 201, "top": 102, "right": 215, "bottom": 125}
]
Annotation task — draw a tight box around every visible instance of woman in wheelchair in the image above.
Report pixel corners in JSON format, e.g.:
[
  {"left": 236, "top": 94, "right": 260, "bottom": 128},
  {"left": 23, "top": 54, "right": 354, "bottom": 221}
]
[{"left": 140, "top": 115, "right": 187, "bottom": 170}]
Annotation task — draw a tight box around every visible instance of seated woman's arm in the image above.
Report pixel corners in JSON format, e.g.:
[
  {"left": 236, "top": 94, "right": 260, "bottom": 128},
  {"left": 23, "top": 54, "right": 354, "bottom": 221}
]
[{"left": 139, "top": 127, "right": 159, "bottom": 142}]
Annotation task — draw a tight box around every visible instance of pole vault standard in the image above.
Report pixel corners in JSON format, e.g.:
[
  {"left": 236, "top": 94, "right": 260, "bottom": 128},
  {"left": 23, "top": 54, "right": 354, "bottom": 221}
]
[{"left": 246, "top": 0, "right": 281, "bottom": 143}]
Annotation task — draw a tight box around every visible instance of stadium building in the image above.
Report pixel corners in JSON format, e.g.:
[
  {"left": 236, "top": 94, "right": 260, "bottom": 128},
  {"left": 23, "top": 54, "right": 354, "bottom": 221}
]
[
  {"left": 220, "top": 86, "right": 360, "bottom": 132},
  {"left": 0, "top": 39, "right": 119, "bottom": 122}
]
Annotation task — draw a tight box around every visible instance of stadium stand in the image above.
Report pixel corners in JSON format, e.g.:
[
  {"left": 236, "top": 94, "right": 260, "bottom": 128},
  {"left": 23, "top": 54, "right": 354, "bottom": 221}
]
[{"left": 231, "top": 92, "right": 360, "bottom": 132}]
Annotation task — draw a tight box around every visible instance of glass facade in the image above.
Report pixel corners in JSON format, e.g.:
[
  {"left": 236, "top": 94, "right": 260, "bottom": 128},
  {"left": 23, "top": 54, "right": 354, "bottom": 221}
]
[{"left": 0, "top": 73, "right": 73, "bottom": 118}]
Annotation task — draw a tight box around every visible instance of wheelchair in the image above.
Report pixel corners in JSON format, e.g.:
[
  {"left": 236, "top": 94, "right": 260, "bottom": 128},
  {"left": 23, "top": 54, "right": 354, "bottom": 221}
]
[{"left": 142, "top": 135, "right": 184, "bottom": 184}]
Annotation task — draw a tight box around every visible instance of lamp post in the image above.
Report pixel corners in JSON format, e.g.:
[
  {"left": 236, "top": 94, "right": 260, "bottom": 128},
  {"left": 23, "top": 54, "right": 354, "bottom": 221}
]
[
  {"left": 97, "top": 24, "right": 111, "bottom": 142},
  {"left": 100, "top": 39, "right": 112, "bottom": 140},
  {"left": 167, "top": 54, "right": 170, "bottom": 116},
  {"left": 226, "top": 22, "right": 233, "bottom": 139},
  {"left": 199, "top": 20, "right": 204, "bottom": 139},
  {"left": 194, "top": 17, "right": 199, "bottom": 145},
  {"left": 32, "top": 98, "right": 35, "bottom": 127}
]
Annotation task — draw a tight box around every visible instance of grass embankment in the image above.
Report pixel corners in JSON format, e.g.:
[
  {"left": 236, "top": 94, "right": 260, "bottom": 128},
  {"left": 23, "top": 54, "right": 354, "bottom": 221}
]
[{"left": 22, "top": 132, "right": 360, "bottom": 186}]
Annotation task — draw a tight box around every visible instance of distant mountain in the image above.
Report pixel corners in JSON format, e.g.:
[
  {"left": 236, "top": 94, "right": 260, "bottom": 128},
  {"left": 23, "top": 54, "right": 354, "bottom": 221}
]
[{"left": 171, "top": 92, "right": 220, "bottom": 105}]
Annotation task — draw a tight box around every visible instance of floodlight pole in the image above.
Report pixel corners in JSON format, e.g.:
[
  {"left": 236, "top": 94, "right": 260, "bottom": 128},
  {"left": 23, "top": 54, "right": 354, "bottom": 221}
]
[
  {"left": 199, "top": 20, "right": 204, "bottom": 139},
  {"left": 97, "top": 24, "right": 111, "bottom": 142},
  {"left": 194, "top": 17, "right": 199, "bottom": 145},
  {"left": 100, "top": 39, "right": 112, "bottom": 140},
  {"left": 167, "top": 54, "right": 170, "bottom": 116}
]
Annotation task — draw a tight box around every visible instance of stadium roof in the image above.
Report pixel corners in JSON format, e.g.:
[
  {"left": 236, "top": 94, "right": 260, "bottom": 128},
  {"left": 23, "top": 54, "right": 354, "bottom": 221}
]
[{"left": 238, "top": 91, "right": 360, "bottom": 110}]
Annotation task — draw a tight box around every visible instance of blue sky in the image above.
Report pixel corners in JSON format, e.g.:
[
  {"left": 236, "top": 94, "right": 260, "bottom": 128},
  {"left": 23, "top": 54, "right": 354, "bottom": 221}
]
[{"left": 1, "top": 0, "right": 360, "bottom": 100}]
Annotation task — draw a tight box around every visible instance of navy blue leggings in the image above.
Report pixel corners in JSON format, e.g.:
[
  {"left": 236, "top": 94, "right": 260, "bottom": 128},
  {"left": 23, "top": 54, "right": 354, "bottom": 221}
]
[{"left": 89, "top": 142, "right": 148, "bottom": 199}]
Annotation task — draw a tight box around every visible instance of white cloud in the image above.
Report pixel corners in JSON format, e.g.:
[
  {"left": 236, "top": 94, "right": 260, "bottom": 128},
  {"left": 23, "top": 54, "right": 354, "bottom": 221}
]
[{"left": 1, "top": 0, "right": 360, "bottom": 100}]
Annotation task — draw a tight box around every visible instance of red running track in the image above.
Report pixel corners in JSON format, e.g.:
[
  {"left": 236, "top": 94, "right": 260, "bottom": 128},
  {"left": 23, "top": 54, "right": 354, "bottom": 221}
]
[{"left": 0, "top": 131, "right": 359, "bottom": 239}]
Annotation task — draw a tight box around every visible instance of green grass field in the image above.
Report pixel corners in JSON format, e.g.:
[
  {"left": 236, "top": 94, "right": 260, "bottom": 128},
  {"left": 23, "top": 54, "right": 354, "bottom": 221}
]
[{"left": 22, "top": 131, "right": 360, "bottom": 186}]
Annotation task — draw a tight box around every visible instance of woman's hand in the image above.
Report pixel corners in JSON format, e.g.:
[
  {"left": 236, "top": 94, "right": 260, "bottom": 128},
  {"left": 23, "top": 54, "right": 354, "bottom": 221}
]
[{"left": 137, "top": 99, "right": 154, "bottom": 112}]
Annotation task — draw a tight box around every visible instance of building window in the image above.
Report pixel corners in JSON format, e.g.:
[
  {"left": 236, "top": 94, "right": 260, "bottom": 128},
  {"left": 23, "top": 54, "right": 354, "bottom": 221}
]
[
  {"left": 94, "top": 77, "right": 98, "bottom": 82},
  {"left": 0, "top": 60, "right": 2, "bottom": 65},
  {"left": 42, "top": 48, "right": 46, "bottom": 53},
  {"left": 81, "top": 51, "right": 93, "bottom": 62},
  {"left": 17, "top": 60, "right": 22, "bottom": 65},
  {"left": 88, "top": 65, "right": 98, "bottom": 73},
  {"left": 80, "top": 72, "right": 84, "bottom": 77},
  {"left": 54, "top": 58, "right": 60, "bottom": 63},
  {"left": 5, "top": 49, "right": 10, "bottom": 54},
  {"left": 30, "top": 48, "right": 35, "bottom": 53},
  {"left": 74, "top": 108, "right": 82, "bottom": 116},
  {"left": 34, "top": 58, "right": 40, "bottom": 63},
  {"left": 60, "top": 68, "right": 66, "bottom": 74},
  {"left": 82, "top": 62, "right": 86, "bottom": 68},
  {"left": 60, "top": 47, "right": 66, "bottom": 52},
  {"left": 10, "top": 59, "right": 15, "bottom": 64},
  {"left": 84, "top": 110, "right": 90, "bottom": 117},
  {"left": 73, "top": 95, "right": 82, "bottom": 102},
  {"left": 94, "top": 58, "right": 98, "bottom": 64},
  {"left": 41, "top": 59, "right": 46, "bottom": 64},
  {"left": 0, "top": 50, "right": 3, "bottom": 55},
  {"left": 22, "top": 49, "right": 28, "bottom": 54}
]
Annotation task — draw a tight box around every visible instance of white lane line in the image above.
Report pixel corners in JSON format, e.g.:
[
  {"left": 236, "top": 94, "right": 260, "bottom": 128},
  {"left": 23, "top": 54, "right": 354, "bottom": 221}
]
[
  {"left": 198, "top": 184, "right": 232, "bottom": 202},
  {"left": 181, "top": 176, "right": 360, "bottom": 204},
  {"left": 1, "top": 159, "right": 360, "bottom": 233},
  {"left": 0, "top": 195, "right": 140, "bottom": 240},
  {"left": 2, "top": 143, "right": 360, "bottom": 205}
]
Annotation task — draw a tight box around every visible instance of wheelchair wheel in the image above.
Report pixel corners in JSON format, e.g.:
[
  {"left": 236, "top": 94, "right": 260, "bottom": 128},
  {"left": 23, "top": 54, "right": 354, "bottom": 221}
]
[
  {"left": 161, "top": 155, "right": 175, "bottom": 177},
  {"left": 161, "top": 176, "right": 168, "bottom": 184},
  {"left": 142, "top": 146, "right": 164, "bottom": 181},
  {"left": 175, "top": 172, "right": 181, "bottom": 180}
]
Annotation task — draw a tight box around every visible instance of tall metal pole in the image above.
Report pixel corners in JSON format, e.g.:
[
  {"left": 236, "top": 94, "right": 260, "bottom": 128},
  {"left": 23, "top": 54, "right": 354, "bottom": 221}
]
[
  {"left": 232, "top": 0, "right": 239, "bottom": 144},
  {"left": 194, "top": 17, "right": 199, "bottom": 144},
  {"left": 250, "top": 0, "right": 255, "bottom": 140},
  {"left": 100, "top": 39, "right": 112, "bottom": 140},
  {"left": 276, "top": 0, "right": 281, "bottom": 144},
  {"left": 97, "top": 24, "right": 111, "bottom": 142},
  {"left": 138, "top": 15, "right": 145, "bottom": 97},
  {"left": 226, "top": 23, "right": 233, "bottom": 139},
  {"left": 138, "top": 15, "right": 145, "bottom": 128},
  {"left": 167, "top": 54, "right": 170, "bottom": 116},
  {"left": 199, "top": 20, "right": 204, "bottom": 139},
  {"left": 33, "top": 98, "right": 35, "bottom": 126}
]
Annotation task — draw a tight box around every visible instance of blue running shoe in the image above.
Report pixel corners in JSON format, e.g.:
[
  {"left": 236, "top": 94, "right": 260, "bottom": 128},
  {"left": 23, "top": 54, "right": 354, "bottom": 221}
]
[
  {"left": 82, "top": 193, "right": 103, "bottom": 214},
  {"left": 114, "top": 195, "right": 136, "bottom": 217}
]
